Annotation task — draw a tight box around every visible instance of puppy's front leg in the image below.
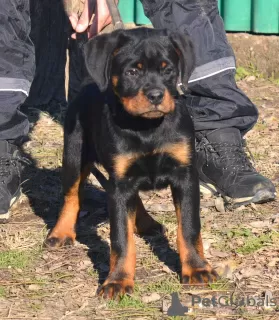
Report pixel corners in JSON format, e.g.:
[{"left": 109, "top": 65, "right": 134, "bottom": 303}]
[
  {"left": 171, "top": 166, "right": 218, "bottom": 285},
  {"left": 98, "top": 188, "right": 136, "bottom": 299}
]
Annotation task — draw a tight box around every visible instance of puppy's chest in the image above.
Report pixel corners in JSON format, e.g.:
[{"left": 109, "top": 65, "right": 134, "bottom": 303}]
[{"left": 113, "top": 140, "right": 191, "bottom": 189}]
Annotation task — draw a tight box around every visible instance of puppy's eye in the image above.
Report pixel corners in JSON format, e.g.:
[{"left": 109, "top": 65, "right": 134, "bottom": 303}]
[
  {"left": 163, "top": 68, "right": 173, "bottom": 75},
  {"left": 125, "top": 69, "right": 139, "bottom": 77}
]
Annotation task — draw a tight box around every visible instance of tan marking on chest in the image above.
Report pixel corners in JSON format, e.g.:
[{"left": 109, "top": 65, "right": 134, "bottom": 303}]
[
  {"left": 113, "top": 140, "right": 191, "bottom": 179},
  {"left": 157, "top": 141, "right": 191, "bottom": 165},
  {"left": 113, "top": 153, "right": 141, "bottom": 179}
]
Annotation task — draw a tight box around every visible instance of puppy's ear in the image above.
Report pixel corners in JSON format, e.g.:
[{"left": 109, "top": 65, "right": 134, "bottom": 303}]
[
  {"left": 169, "top": 32, "right": 195, "bottom": 86},
  {"left": 83, "top": 30, "right": 127, "bottom": 92}
]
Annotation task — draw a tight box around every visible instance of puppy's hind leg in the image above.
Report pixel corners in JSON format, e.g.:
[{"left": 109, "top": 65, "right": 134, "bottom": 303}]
[
  {"left": 45, "top": 122, "right": 92, "bottom": 248},
  {"left": 134, "top": 195, "right": 166, "bottom": 236}
]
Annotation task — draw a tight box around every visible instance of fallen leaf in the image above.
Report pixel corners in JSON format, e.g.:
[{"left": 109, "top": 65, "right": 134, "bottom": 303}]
[
  {"left": 235, "top": 205, "right": 246, "bottom": 212},
  {"left": 28, "top": 284, "right": 41, "bottom": 291},
  {"left": 271, "top": 213, "right": 279, "bottom": 224},
  {"left": 215, "top": 259, "right": 238, "bottom": 279},
  {"left": 209, "top": 248, "right": 229, "bottom": 258},
  {"left": 162, "top": 265, "right": 172, "bottom": 274},
  {"left": 215, "top": 197, "right": 225, "bottom": 212},
  {"left": 238, "top": 267, "right": 261, "bottom": 279},
  {"left": 249, "top": 220, "right": 270, "bottom": 228},
  {"left": 267, "top": 258, "right": 279, "bottom": 267},
  {"left": 162, "top": 300, "right": 171, "bottom": 313},
  {"left": 142, "top": 292, "right": 161, "bottom": 303},
  {"left": 246, "top": 75, "right": 256, "bottom": 82}
]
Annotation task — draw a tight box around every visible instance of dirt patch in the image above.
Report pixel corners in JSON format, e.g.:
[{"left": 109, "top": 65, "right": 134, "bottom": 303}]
[
  {"left": 0, "top": 78, "right": 279, "bottom": 319},
  {"left": 227, "top": 33, "right": 279, "bottom": 78}
]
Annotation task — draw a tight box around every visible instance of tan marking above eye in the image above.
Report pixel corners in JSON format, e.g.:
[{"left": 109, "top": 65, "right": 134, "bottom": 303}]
[
  {"left": 161, "top": 61, "right": 167, "bottom": 68},
  {"left": 137, "top": 63, "right": 143, "bottom": 69},
  {"left": 113, "top": 140, "right": 191, "bottom": 179}
]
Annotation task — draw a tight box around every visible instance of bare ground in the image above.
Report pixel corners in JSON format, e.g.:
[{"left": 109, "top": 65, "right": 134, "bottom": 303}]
[{"left": 0, "top": 78, "right": 279, "bottom": 320}]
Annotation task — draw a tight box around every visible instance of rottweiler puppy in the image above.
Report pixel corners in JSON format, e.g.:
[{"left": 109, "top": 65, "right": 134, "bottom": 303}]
[{"left": 45, "top": 28, "right": 218, "bottom": 299}]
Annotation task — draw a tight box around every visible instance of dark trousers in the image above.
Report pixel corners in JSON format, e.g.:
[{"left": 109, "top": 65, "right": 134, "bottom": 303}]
[
  {"left": 0, "top": 0, "right": 258, "bottom": 144},
  {"left": 0, "top": 0, "right": 34, "bottom": 143}
]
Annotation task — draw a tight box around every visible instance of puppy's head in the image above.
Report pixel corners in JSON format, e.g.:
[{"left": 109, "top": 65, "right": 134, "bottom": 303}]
[{"left": 84, "top": 28, "right": 195, "bottom": 119}]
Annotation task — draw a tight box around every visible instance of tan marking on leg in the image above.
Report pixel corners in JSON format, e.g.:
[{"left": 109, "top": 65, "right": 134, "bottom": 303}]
[
  {"left": 100, "top": 211, "right": 136, "bottom": 299},
  {"left": 122, "top": 213, "right": 136, "bottom": 278},
  {"left": 47, "top": 164, "right": 92, "bottom": 242},
  {"left": 173, "top": 203, "right": 217, "bottom": 285},
  {"left": 196, "top": 233, "right": 205, "bottom": 258},
  {"left": 109, "top": 250, "right": 118, "bottom": 274},
  {"left": 175, "top": 205, "right": 190, "bottom": 275},
  {"left": 107, "top": 210, "right": 136, "bottom": 278}
]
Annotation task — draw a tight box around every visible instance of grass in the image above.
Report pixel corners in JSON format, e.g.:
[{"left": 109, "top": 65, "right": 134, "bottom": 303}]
[
  {"left": 144, "top": 277, "right": 182, "bottom": 294},
  {"left": 235, "top": 64, "right": 263, "bottom": 81},
  {"left": 108, "top": 294, "right": 146, "bottom": 309},
  {"left": 226, "top": 228, "right": 252, "bottom": 239},
  {"left": 0, "top": 286, "right": 7, "bottom": 297},
  {"left": 139, "top": 251, "right": 161, "bottom": 268},
  {"left": 236, "top": 231, "right": 278, "bottom": 254},
  {"left": 87, "top": 268, "right": 99, "bottom": 279},
  {"left": 214, "top": 228, "right": 279, "bottom": 255},
  {"left": 29, "top": 302, "right": 43, "bottom": 311},
  {"left": 0, "top": 250, "right": 33, "bottom": 269},
  {"left": 0, "top": 245, "right": 43, "bottom": 269},
  {"left": 209, "top": 278, "right": 231, "bottom": 291},
  {"left": 235, "top": 64, "right": 279, "bottom": 86}
]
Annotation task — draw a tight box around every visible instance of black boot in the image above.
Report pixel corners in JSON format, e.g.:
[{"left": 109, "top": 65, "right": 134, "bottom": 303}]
[
  {"left": 196, "top": 128, "right": 276, "bottom": 206},
  {"left": 0, "top": 141, "right": 29, "bottom": 222}
]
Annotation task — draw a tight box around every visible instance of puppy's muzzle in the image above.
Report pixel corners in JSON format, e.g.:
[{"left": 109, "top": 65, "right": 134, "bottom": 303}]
[{"left": 146, "top": 89, "right": 164, "bottom": 105}]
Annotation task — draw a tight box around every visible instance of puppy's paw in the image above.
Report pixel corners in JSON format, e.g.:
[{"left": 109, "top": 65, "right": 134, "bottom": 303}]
[
  {"left": 44, "top": 230, "right": 76, "bottom": 248},
  {"left": 181, "top": 264, "right": 219, "bottom": 285},
  {"left": 98, "top": 278, "right": 134, "bottom": 300}
]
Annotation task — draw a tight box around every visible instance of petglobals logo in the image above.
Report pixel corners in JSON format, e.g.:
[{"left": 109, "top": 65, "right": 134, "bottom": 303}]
[
  {"left": 165, "top": 291, "right": 277, "bottom": 316},
  {"left": 191, "top": 292, "right": 277, "bottom": 308}
]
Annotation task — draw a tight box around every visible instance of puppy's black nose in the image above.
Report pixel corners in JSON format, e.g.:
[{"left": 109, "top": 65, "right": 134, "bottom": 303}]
[{"left": 146, "top": 89, "right": 164, "bottom": 105}]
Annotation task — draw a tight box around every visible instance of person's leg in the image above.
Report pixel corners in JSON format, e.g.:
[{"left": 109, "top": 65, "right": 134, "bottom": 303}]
[
  {"left": 0, "top": 0, "right": 35, "bottom": 221},
  {"left": 68, "top": 34, "right": 88, "bottom": 104},
  {"left": 140, "top": 0, "right": 275, "bottom": 205},
  {"left": 24, "top": 0, "right": 68, "bottom": 113}
]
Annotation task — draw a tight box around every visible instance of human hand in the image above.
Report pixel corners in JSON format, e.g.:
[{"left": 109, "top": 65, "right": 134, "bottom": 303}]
[{"left": 67, "top": 0, "right": 113, "bottom": 38}]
